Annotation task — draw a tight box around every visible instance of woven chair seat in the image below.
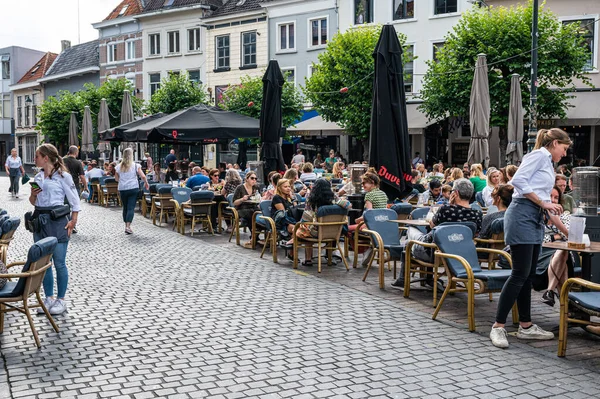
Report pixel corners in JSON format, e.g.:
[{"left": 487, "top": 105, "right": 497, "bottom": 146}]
[{"left": 569, "top": 292, "right": 600, "bottom": 316}]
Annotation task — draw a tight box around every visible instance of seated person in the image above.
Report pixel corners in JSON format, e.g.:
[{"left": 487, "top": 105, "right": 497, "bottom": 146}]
[
  {"left": 85, "top": 161, "right": 105, "bottom": 200},
  {"left": 208, "top": 168, "right": 225, "bottom": 191},
  {"left": 283, "top": 168, "right": 307, "bottom": 197},
  {"left": 262, "top": 171, "right": 281, "bottom": 201},
  {"left": 394, "top": 178, "right": 483, "bottom": 287},
  {"left": 300, "top": 163, "right": 317, "bottom": 183},
  {"left": 410, "top": 170, "right": 426, "bottom": 193},
  {"left": 555, "top": 174, "right": 576, "bottom": 213},
  {"left": 271, "top": 178, "right": 298, "bottom": 243},
  {"left": 232, "top": 171, "right": 260, "bottom": 248},
  {"left": 421, "top": 179, "right": 444, "bottom": 204},
  {"left": 165, "top": 162, "right": 179, "bottom": 183},
  {"left": 185, "top": 166, "right": 210, "bottom": 189},
  {"left": 478, "top": 184, "right": 513, "bottom": 239},
  {"left": 148, "top": 162, "right": 165, "bottom": 184}
]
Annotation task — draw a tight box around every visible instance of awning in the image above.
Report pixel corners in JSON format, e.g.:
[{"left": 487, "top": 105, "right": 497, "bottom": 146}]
[
  {"left": 287, "top": 115, "right": 344, "bottom": 136},
  {"left": 561, "top": 91, "right": 600, "bottom": 125},
  {"left": 406, "top": 102, "right": 436, "bottom": 134}
]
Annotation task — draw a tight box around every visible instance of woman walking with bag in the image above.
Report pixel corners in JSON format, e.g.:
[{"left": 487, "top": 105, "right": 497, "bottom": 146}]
[
  {"left": 490, "top": 128, "right": 571, "bottom": 348},
  {"left": 5, "top": 148, "right": 25, "bottom": 198},
  {"left": 29, "top": 143, "right": 80, "bottom": 315},
  {"left": 115, "top": 148, "right": 149, "bottom": 235}
]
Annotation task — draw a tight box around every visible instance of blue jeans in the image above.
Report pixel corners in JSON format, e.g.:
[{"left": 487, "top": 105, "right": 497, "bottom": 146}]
[
  {"left": 120, "top": 188, "right": 139, "bottom": 223},
  {"left": 41, "top": 241, "right": 69, "bottom": 298}
]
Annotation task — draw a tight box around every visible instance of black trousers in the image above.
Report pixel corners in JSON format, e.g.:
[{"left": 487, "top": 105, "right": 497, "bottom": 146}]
[{"left": 495, "top": 243, "right": 541, "bottom": 324}]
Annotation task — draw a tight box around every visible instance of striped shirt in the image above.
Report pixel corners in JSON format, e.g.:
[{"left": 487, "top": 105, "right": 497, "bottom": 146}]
[{"left": 365, "top": 188, "right": 388, "bottom": 209}]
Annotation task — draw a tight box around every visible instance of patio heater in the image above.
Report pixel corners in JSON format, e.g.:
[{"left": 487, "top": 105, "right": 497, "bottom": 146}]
[{"left": 346, "top": 163, "right": 369, "bottom": 224}]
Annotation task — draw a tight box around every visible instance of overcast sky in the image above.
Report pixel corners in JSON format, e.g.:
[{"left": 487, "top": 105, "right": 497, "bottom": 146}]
[{"left": 0, "top": 0, "right": 121, "bottom": 53}]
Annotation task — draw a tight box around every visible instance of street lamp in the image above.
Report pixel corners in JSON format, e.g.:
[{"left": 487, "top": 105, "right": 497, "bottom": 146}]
[{"left": 526, "top": 0, "right": 540, "bottom": 153}]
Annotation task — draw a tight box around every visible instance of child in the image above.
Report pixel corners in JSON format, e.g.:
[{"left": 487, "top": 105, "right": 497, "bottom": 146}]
[{"left": 441, "top": 184, "right": 452, "bottom": 204}]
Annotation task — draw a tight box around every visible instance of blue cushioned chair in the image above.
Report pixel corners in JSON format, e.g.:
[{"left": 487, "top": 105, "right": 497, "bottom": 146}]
[
  {"left": 331, "top": 178, "right": 343, "bottom": 185},
  {"left": 475, "top": 218, "right": 505, "bottom": 272},
  {"left": 218, "top": 194, "right": 236, "bottom": 240},
  {"left": 182, "top": 191, "right": 215, "bottom": 236},
  {"left": 391, "top": 203, "right": 413, "bottom": 220},
  {"left": 251, "top": 200, "right": 278, "bottom": 263},
  {"left": 293, "top": 205, "right": 349, "bottom": 273},
  {"left": 475, "top": 191, "right": 485, "bottom": 207},
  {"left": 410, "top": 207, "right": 430, "bottom": 234},
  {"left": 362, "top": 209, "right": 402, "bottom": 289},
  {"left": 225, "top": 194, "right": 246, "bottom": 245},
  {"left": 170, "top": 187, "right": 192, "bottom": 233},
  {"left": 558, "top": 278, "right": 600, "bottom": 357},
  {"left": 432, "top": 225, "right": 517, "bottom": 331},
  {"left": 89, "top": 177, "right": 101, "bottom": 204},
  {"left": 0, "top": 217, "right": 20, "bottom": 266},
  {"left": 102, "top": 177, "right": 120, "bottom": 207},
  {"left": 0, "top": 210, "right": 7, "bottom": 216},
  {"left": 152, "top": 186, "right": 177, "bottom": 226},
  {"left": 0, "top": 237, "right": 59, "bottom": 348}
]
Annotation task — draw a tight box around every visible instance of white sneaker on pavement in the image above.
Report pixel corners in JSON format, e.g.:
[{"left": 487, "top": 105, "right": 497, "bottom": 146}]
[
  {"left": 37, "top": 297, "right": 55, "bottom": 314},
  {"left": 516, "top": 324, "right": 554, "bottom": 340},
  {"left": 49, "top": 299, "right": 67, "bottom": 315},
  {"left": 490, "top": 326, "right": 509, "bottom": 348}
]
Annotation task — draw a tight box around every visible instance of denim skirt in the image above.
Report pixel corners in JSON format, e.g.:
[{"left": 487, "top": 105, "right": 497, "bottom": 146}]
[{"left": 504, "top": 198, "right": 544, "bottom": 246}]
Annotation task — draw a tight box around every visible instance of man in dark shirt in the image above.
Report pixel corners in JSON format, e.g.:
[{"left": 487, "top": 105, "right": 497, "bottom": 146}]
[
  {"left": 164, "top": 149, "right": 177, "bottom": 168},
  {"left": 63, "top": 146, "right": 86, "bottom": 195}
]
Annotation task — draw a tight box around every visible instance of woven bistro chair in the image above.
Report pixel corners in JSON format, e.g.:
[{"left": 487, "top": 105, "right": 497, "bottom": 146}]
[
  {"left": 228, "top": 194, "right": 250, "bottom": 246},
  {"left": 102, "top": 177, "right": 120, "bottom": 207},
  {"left": 475, "top": 218, "right": 505, "bottom": 270},
  {"left": 558, "top": 278, "right": 600, "bottom": 357},
  {"left": 170, "top": 187, "right": 192, "bottom": 233},
  {"left": 293, "top": 205, "right": 349, "bottom": 273},
  {"left": 89, "top": 177, "right": 101, "bottom": 204},
  {"left": 181, "top": 191, "right": 215, "bottom": 236},
  {"left": 0, "top": 237, "right": 59, "bottom": 348},
  {"left": 391, "top": 202, "right": 413, "bottom": 221},
  {"left": 431, "top": 225, "right": 517, "bottom": 331},
  {"left": 151, "top": 186, "right": 176, "bottom": 226},
  {"left": 251, "top": 201, "right": 278, "bottom": 263},
  {"left": 0, "top": 217, "right": 20, "bottom": 266},
  {"left": 144, "top": 184, "right": 168, "bottom": 218},
  {"left": 218, "top": 193, "right": 235, "bottom": 235}
]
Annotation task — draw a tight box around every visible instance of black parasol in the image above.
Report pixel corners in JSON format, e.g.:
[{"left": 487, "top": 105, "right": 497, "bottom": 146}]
[
  {"left": 99, "top": 113, "right": 165, "bottom": 142},
  {"left": 260, "top": 60, "right": 286, "bottom": 175},
  {"left": 369, "top": 24, "right": 412, "bottom": 199}
]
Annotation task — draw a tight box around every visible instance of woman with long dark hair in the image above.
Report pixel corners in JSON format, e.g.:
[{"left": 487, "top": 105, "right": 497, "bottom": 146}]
[{"left": 490, "top": 128, "right": 571, "bottom": 348}]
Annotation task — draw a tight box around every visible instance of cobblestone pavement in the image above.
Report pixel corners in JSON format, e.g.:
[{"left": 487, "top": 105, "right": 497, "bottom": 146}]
[{"left": 0, "top": 176, "right": 599, "bottom": 399}]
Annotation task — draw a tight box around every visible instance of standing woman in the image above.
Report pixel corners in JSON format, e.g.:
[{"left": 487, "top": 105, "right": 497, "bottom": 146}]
[
  {"left": 29, "top": 144, "right": 80, "bottom": 315},
  {"left": 115, "top": 148, "right": 149, "bottom": 234},
  {"left": 5, "top": 148, "right": 25, "bottom": 198},
  {"left": 490, "top": 128, "right": 571, "bottom": 348}
]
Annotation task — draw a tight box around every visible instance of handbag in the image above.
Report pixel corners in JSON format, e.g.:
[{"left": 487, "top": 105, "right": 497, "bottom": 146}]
[
  {"left": 21, "top": 174, "right": 30, "bottom": 185},
  {"left": 50, "top": 205, "right": 71, "bottom": 220}
]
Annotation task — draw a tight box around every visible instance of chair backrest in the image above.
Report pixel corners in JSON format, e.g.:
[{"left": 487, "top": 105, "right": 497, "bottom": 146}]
[
  {"left": 90, "top": 177, "right": 100, "bottom": 184},
  {"left": 11, "top": 237, "right": 57, "bottom": 298},
  {"left": 410, "top": 207, "right": 430, "bottom": 220},
  {"left": 171, "top": 187, "right": 192, "bottom": 204},
  {"left": 0, "top": 215, "right": 9, "bottom": 230},
  {"left": 433, "top": 225, "right": 482, "bottom": 276},
  {"left": 149, "top": 183, "right": 160, "bottom": 194},
  {"left": 363, "top": 209, "right": 400, "bottom": 246},
  {"left": 99, "top": 176, "right": 108, "bottom": 186},
  {"left": 486, "top": 205, "right": 499, "bottom": 214},
  {"left": 227, "top": 193, "right": 235, "bottom": 207},
  {"left": 158, "top": 186, "right": 174, "bottom": 196},
  {"left": 391, "top": 202, "right": 412, "bottom": 219},
  {"left": 316, "top": 205, "right": 348, "bottom": 241},
  {"left": 190, "top": 191, "right": 214, "bottom": 215},
  {"left": 1, "top": 217, "right": 21, "bottom": 240},
  {"left": 331, "top": 178, "right": 342, "bottom": 185},
  {"left": 104, "top": 177, "right": 117, "bottom": 186},
  {"left": 0, "top": 210, "right": 7, "bottom": 216},
  {"left": 192, "top": 185, "right": 203, "bottom": 192},
  {"left": 259, "top": 200, "right": 272, "bottom": 218},
  {"left": 475, "top": 191, "right": 485, "bottom": 206},
  {"left": 437, "top": 221, "right": 477, "bottom": 236},
  {"left": 155, "top": 184, "right": 172, "bottom": 193},
  {"left": 470, "top": 202, "right": 482, "bottom": 212},
  {"left": 490, "top": 218, "right": 504, "bottom": 235}
]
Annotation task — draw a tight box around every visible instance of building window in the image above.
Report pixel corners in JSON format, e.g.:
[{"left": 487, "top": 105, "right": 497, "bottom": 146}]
[
  {"left": 354, "top": 0, "right": 373, "bottom": 24},
  {"left": 282, "top": 68, "right": 296, "bottom": 86},
  {"left": 216, "top": 35, "right": 230, "bottom": 70},
  {"left": 17, "top": 96, "right": 22, "bottom": 127},
  {"left": 125, "top": 72, "right": 136, "bottom": 89},
  {"left": 126, "top": 40, "right": 135, "bottom": 61},
  {"left": 1, "top": 94, "right": 9, "bottom": 118},
  {"left": 188, "top": 28, "right": 201, "bottom": 52},
  {"left": 432, "top": 42, "right": 445, "bottom": 62},
  {"left": 278, "top": 22, "right": 295, "bottom": 51},
  {"left": 242, "top": 31, "right": 257, "bottom": 67},
  {"left": 149, "top": 33, "right": 160, "bottom": 56},
  {"left": 150, "top": 73, "right": 161, "bottom": 96},
  {"left": 1, "top": 58, "right": 9, "bottom": 80},
  {"left": 563, "top": 18, "right": 596, "bottom": 71},
  {"left": 25, "top": 136, "right": 36, "bottom": 164},
  {"left": 107, "top": 42, "right": 117, "bottom": 63},
  {"left": 394, "top": 0, "right": 414, "bottom": 20},
  {"left": 308, "top": 64, "right": 318, "bottom": 78},
  {"left": 167, "top": 31, "right": 180, "bottom": 54},
  {"left": 31, "top": 93, "right": 38, "bottom": 126},
  {"left": 309, "top": 18, "right": 327, "bottom": 47},
  {"left": 434, "top": 0, "right": 457, "bottom": 15},
  {"left": 404, "top": 45, "right": 414, "bottom": 93},
  {"left": 188, "top": 69, "right": 201, "bottom": 84},
  {"left": 24, "top": 102, "right": 30, "bottom": 126}
]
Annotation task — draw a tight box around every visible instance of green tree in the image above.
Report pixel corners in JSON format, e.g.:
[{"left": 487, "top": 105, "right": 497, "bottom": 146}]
[
  {"left": 97, "top": 78, "right": 143, "bottom": 127},
  {"left": 221, "top": 73, "right": 304, "bottom": 130},
  {"left": 304, "top": 25, "right": 410, "bottom": 141},
  {"left": 419, "top": 1, "right": 592, "bottom": 162},
  {"left": 147, "top": 72, "right": 208, "bottom": 114}
]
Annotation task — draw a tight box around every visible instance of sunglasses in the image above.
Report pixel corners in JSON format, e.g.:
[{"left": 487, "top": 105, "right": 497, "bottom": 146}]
[
  {"left": 211, "top": 174, "right": 218, "bottom": 177},
  {"left": 248, "top": 176, "right": 257, "bottom": 180}
]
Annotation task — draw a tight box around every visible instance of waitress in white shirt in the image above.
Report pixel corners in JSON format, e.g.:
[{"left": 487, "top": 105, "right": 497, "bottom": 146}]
[
  {"left": 29, "top": 143, "right": 81, "bottom": 315},
  {"left": 5, "top": 148, "right": 25, "bottom": 198},
  {"left": 490, "top": 129, "right": 571, "bottom": 349},
  {"left": 115, "top": 148, "right": 149, "bottom": 235}
]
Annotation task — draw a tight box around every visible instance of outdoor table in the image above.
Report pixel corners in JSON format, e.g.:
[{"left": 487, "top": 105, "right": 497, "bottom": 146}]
[{"left": 542, "top": 241, "right": 600, "bottom": 282}]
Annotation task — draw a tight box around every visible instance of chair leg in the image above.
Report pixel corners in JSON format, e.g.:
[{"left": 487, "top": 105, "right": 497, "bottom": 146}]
[
  {"left": 338, "top": 243, "right": 349, "bottom": 271},
  {"left": 260, "top": 232, "right": 270, "bottom": 259},
  {"left": 353, "top": 233, "right": 359, "bottom": 268},
  {"left": 432, "top": 281, "right": 452, "bottom": 320},
  {"left": 378, "top": 246, "right": 385, "bottom": 289},
  {"left": 23, "top": 302, "right": 41, "bottom": 348},
  {"left": 272, "top": 231, "right": 278, "bottom": 263},
  {"left": 404, "top": 254, "right": 412, "bottom": 298},
  {"left": 0, "top": 303, "right": 4, "bottom": 333},
  {"left": 362, "top": 251, "right": 373, "bottom": 281},
  {"left": 317, "top": 241, "right": 323, "bottom": 273},
  {"left": 37, "top": 291, "right": 59, "bottom": 333},
  {"left": 206, "top": 217, "right": 214, "bottom": 235},
  {"left": 467, "top": 279, "right": 476, "bottom": 332},
  {"left": 228, "top": 222, "right": 235, "bottom": 242},
  {"left": 293, "top": 237, "right": 299, "bottom": 269},
  {"left": 558, "top": 298, "right": 569, "bottom": 357},
  {"left": 489, "top": 292, "right": 493, "bottom": 302},
  {"left": 191, "top": 217, "right": 195, "bottom": 237},
  {"left": 327, "top": 248, "right": 333, "bottom": 266},
  {"left": 511, "top": 304, "right": 519, "bottom": 325}
]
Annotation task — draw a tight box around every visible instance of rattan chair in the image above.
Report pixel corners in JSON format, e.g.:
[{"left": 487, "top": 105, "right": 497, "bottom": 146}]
[
  {"left": 170, "top": 187, "right": 192, "bottom": 233},
  {"left": 293, "top": 205, "right": 349, "bottom": 273},
  {"left": 431, "top": 225, "right": 517, "bottom": 331},
  {"left": 218, "top": 193, "right": 235, "bottom": 235},
  {"left": 181, "top": 191, "right": 215, "bottom": 236},
  {"left": 251, "top": 201, "right": 278, "bottom": 263},
  {"left": 475, "top": 218, "right": 505, "bottom": 270},
  {"left": 89, "top": 177, "right": 101, "bottom": 204},
  {"left": 151, "top": 186, "right": 177, "bottom": 226},
  {"left": 0, "top": 237, "right": 59, "bottom": 348},
  {"left": 0, "top": 217, "right": 20, "bottom": 266},
  {"left": 361, "top": 209, "right": 401, "bottom": 289},
  {"left": 102, "top": 177, "right": 120, "bottom": 207}
]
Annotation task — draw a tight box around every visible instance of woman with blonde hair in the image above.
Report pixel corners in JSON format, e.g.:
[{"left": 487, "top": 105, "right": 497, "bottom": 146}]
[
  {"left": 469, "top": 163, "right": 487, "bottom": 193},
  {"left": 115, "top": 148, "right": 149, "bottom": 234},
  {"left": 332, "top": 161, "right": 345, "bottom": 179},
  {"left": 481, "top": 167, "right": 501, "bottom": 207},
  {"left": 271, "top": 178, "right": 299, "bottom": 258},
  {"left": 491, "top": 128, "right": 571, "bottom": 349}
]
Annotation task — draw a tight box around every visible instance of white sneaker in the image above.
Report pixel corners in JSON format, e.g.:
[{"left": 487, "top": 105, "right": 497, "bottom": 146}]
[
  {"left": 490, "top": 326, "right": 509, "bottom": 348},
  {"left": 49, "top": 299, "right": 67, "bottom": 315},
  {"left": 37, "top": 297, "right": 55, "bottom": 314},
  {"left": 516, "top": 324, "right": 554, "bottom": 341}
]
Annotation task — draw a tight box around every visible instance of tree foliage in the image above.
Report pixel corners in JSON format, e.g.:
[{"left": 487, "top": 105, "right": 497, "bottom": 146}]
[
  {"left": 147, "top": 72, "right": 208, "bottom": 114},
  {"left": 221, "top": 73, "right": 304, "bottom": 130},
  {"left": 419, "top": 1, "right": 592, "bottom": 130},
  {"left": 304, "top": 25, "right": 410, "bottom": 140},
  {"left": 37, "top": 78, "right": 143, "bottom": 145}
]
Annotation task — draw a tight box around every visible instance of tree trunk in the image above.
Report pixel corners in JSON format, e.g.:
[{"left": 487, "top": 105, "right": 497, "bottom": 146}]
[{"left": 498, "top": 126, "right": 508, "bottom": 167}]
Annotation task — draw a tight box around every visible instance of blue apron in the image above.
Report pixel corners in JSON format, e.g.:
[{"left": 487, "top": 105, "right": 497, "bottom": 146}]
[{"left": 504, "top": 198, "right": 544, "bottom": 246}]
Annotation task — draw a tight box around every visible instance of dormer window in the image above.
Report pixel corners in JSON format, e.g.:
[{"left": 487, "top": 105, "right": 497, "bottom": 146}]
[{"left": 119, "top": 5, "right": 128, "bottom": 15}]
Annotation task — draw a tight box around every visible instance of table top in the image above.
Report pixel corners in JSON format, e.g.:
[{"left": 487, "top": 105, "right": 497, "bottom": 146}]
[
  {"left": 543, "top": 240, "right": 600, "bottom": 254},
  {"left": 388, "top": 219, "right": 431, "bottom": 227}
]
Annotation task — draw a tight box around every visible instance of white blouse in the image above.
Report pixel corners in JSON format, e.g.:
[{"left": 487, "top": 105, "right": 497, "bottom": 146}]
[
  {"left": 5, "top": 156, "right": 22, "bottom": 169},
  {"left": 34, "top": 170, "right": 81, "bottom": 212},
  {"left": 509, "top": 147, "right": 554, "bottom": 202}
]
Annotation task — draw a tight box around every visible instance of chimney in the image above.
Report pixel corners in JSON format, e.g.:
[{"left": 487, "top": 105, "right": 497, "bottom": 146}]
[{"left": 61, "top": 40, "right": 71, "bottom": 52}]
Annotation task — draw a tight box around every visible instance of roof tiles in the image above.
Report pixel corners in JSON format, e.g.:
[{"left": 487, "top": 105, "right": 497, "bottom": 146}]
[
  {"left": 104, "top": 0, "right": 143, "bottom": 21},
  {"left": 45, "top": 40, "right": 99, "bottom": 78},
  {"left": 210, "top": 0, "right": 263, "bottom": 17},
  {"left": 17, "top": 52, "right": 58, "bottom": 84}
]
